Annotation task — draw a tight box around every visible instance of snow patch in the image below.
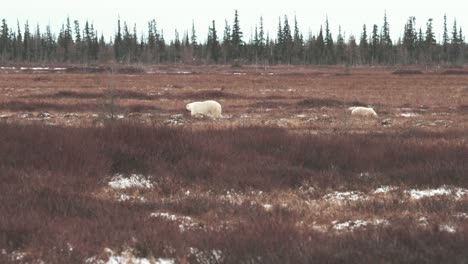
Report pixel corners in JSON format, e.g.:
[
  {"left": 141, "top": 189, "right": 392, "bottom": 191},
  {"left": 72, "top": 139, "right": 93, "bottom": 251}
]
[
  {"left": 108, "top": 174, "right": 153, "bottom": 189},
  {"left": 323, "top": 191, "right": 369, "bottom": 202},
  {"left": 400, "top": 113, "right": 420, "bottom": 117},
  {"left": 439, "top": 224, "right": 456, "bottom": 233},
  {"left": 373, "top": 186, "right": 399, "bottom": 194},
  {"left": 118, "top": 194, "right": 146, "bottom": 202},
  {"left": 453, "top": 212, "right": 468, "bottom": 219},
  {"left": 263, "top": 204, "right": 273, "bottom": 211},
  {"left": 406, "top": 186, "right": 468, "bottom": 200},
  {"left": 150, "top": 212, "right": 199, "bottom": 232},
  {"left": 85, "top": 248, "right": 173, "bottom": 264},
  {"left": 189, "top": 248, "right": 223, "bottom": 263},
  {"left": 418, "top": 216, "right": 429, "bottom": 226},
  {"left": 332, "top": 219, "right": 389, "bottom": 231},
  {"left": 19, "top": 67, "right": 66, "bottom": 71}
]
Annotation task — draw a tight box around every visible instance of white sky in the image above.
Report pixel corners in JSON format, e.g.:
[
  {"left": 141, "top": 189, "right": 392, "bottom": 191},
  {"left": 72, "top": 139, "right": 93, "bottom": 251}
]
[{"left": 2, "top": 0, "right": 467, "bottom": 43}]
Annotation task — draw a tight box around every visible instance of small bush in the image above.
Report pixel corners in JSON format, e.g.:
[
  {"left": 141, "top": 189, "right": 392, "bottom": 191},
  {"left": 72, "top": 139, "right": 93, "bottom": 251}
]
[
  {"left": 392, "top": 69, "right": 423, "bottom": 75},
  {"left": 441, "top": 70, "right": 468, "bottom": 75}
]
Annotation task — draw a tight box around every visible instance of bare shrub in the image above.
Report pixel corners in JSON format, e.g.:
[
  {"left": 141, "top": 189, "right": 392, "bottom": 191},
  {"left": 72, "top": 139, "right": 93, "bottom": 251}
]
[
  {"left": 1, "top": 123, "right": 467, "bottom": 262},
  {"left": 297, "top": 98, "right": 343, "bottom": 107},
  {"left": 440, "top": 70, "right": 468, "bottom": 75},
  {"left": 392, "top": 69, "right": 423, "bottom": 75},
  {"left": 181, "top": 90, "right": 245, "bottom": 100}
]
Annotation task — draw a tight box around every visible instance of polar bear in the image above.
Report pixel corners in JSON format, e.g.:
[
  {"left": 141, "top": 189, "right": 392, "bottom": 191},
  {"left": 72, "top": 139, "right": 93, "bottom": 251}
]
[
  {"left": 351, "top": 106, "right": 378, "bottom": 117},
  {"left": 186, "top": 100, "right": 222, "bottom": 118}
]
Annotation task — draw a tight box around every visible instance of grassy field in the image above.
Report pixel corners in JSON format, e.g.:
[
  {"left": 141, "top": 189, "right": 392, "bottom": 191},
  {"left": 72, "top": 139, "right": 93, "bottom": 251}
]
[{"left": 0, "top": 65, "right": 467, "bottom": 263}]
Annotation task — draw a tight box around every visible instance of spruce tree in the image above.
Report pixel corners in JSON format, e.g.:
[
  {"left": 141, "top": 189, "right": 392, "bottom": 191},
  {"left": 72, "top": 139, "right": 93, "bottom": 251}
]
[
  {"left": 359, "top": 24, "right": 369, "bottom": 64},
  {"left": 174, "top": 29, "right": 181, "bottom": 61},
  {"left": 276, "top": 17, "right": 283, "bottom": 63},
  {"left": 424, "top": 19, "right": 435, "bottom": 46},
  {"left": 258, "top": 16, "right": 265, "bottom": 61},
  {"left": 16, "top": 21, "right": 22, "bottom": 62},
  {"left": 403, "top": 16, "right": 417, "bottom": 64},
  {"left": 63, "top": 17, "right": 73, "bottom": 62},
  {"left": 442, "top": 14, "right": 449, "bottom": 62},
  {"left": 336, "top": 26, "right": 345, "bottom": 64},
  {"left": 316, "top": 26, "right": 325, "bottom": 64},
  {"left": 324, "top": 17, "right": 335, "bottom": 64},
  {"left": 370, "top": 24, "right": 379, "bottom": 64},
  {"left": 190, "top": 20, "right": 197, "bottom": 46},
  {"left": 347, "top": 34, "right": 358, "bottom": 65},
  {"left": 207, "top": 20, "right": 220, "bottom": 63},
  {"left": 293, "top": 16, "right": 304, "bottom": 64},
  {"left": 0, "top": 19, "right": 9, "bottom": 60},
  {"left": 23, "top": 21, "right": 31, "bottom": 61},
  {"left": 158, "top": 29, "right": 166, "bottom": 62},
  {"left": 74, "top": 20, "right": 82, "bottom": 61},
  {"left": 381, "top": 11, "right": 392, "bottom": 46},
  {"left": 253, "top": 25, "right": 260, "bottom": 63},
  {"left": 45, "top": 25, "right": 55, "bottom": 61},
  {"left": 425, "top": 18, "right": 436, "bottom": 61},
  {"left": 283, "top": 15, "right": 293, "bottom": 64},
  {"left": 449, "top": 19, "right": 460, "bottom": 64},
  {"left": 114, "top": 18, "right": 122, "bottom": 62},
  {"left": 231, "top": 10, "right": 243, "bottom": 60},
  {"left": 222, "top": 20, "right": 231, "bottom": 62},
  {"left": 380, "top": 11, "right": 393, "bottom": 63}
]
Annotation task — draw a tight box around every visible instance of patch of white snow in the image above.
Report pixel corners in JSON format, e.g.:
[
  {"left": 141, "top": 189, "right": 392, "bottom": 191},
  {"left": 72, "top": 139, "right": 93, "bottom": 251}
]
[
  {"left": 150, "top": 212, "right": 199, "bottom": 232},
  {"left": 323, "top": 191, "right": 369, "bottom": 202},
  {"left": 108, "top": 174, "right": 153, "bottom": 189}
]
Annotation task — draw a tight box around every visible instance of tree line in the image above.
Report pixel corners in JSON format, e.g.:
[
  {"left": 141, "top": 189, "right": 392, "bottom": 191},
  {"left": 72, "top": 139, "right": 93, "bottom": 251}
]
[{"left": 0, "top": 11, "right": 466, "bottom": 66}]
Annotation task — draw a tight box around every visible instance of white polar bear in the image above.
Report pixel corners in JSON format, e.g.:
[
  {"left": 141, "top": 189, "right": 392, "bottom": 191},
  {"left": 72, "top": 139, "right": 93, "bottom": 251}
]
[
  {"left": 186, "top": 100, "right": 222, "bottom": 118},
  {"left": 351, "top": 106, "right": 378, "bottom": 117}
]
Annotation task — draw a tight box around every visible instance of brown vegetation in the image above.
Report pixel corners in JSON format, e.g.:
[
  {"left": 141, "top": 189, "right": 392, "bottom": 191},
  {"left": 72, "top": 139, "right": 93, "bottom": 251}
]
[
  {"left": 0, "top": 123, "right": 467, "bottom": 262},
  {"left": 0, "top": 65, "right": 467, "bottom": 263}
]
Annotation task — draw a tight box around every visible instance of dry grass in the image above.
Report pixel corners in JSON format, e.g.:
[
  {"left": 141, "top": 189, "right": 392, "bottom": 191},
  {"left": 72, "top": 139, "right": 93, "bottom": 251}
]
[
  {"left": 0, "top": 122, "right": 467, "bottom": 262},
  {"left": 0, "top": 65, "right": 467, "bottom": 263}
]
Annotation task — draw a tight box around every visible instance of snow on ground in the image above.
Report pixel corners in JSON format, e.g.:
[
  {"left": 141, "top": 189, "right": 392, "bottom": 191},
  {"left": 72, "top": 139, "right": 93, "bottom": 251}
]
[
  {"left": 322, "top": 191, "right": 369, "bottom": 202},
  {"left": 439, "top": 224, "right": 457, "bottom": 233},
  {"left": 150, "top": 212, "right": 200, "bottom": 232},
  {"left": 218, "top": 189, "right": 264, "bottom": 205},
  {"left": 373, "top": 186, "right": 399, "bottom": 194},
  {"left": 371, "top": 185, "right": 468, "bottom": 200},
  {"left": 418, "top": 216, "right": 429, "bottom": 226},
  {"left": 406, "top": 186, "right": 468, "bottom": 200},
  {"left": 19, "top": 67, "right": 66, "bottom": 71},
  {"left": 332, "top": 219, "right": 389, "bottom": 232},
  {"left": 118, "top": 194, "right": 146, "bottom": 202},
  {"left": 1, "top": 250, "right": 27, "bottom": 262},
  {"left": 108, "top": 174, "right": 153, "bottom": 189},
  {"left": 189, "top": 248, "right": 223, "bottom": 263},
  {"left": 400, "top": 113, "right": 420, "bottom": 117},
  {"left": 85, "top": 248, "right": 174, "bottom": 264},
  {"left": 454, "top": 212, "right": 468, "bottom": 219},
  {"left": 263, "top": 204, "right": 273, "bottom": 211}
]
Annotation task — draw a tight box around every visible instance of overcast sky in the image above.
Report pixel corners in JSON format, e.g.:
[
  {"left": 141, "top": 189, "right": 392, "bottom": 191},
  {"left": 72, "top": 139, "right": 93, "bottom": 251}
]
[{"left": 2, "top": 0, "right": 467, "bottom": 43}]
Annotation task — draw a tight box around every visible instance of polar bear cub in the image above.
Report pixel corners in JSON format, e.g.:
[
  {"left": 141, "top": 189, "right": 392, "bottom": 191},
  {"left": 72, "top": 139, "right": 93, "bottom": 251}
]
[
  {"left": 351, "top": 106, "right": 378, "bottom": 117},
  {"left": 186, "top": 100, "right": 222, "bottom": 118}
]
